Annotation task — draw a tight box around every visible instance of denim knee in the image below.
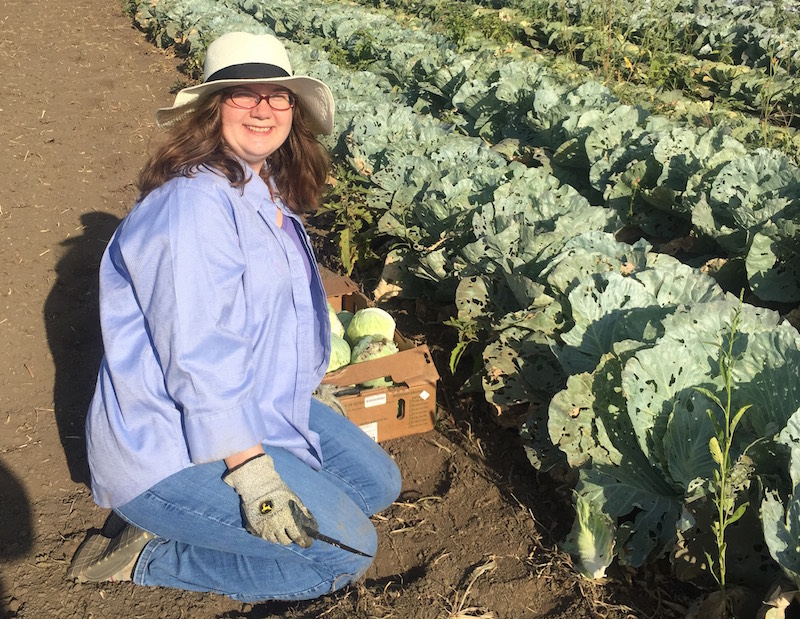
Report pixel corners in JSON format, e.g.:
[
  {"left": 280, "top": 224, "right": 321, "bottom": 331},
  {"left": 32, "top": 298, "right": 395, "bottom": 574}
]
[
  {"left": 374, "top": 453, "right": 402, "bottom": 513},
  {"left": 326, "top": 527, "right": 378, "bottom": 590},
  {"left": 268, "top": 522, "right": 377, "bottom": 602},
  {"left": 353, "top": 444, "right": 402, "bottom": 515}
]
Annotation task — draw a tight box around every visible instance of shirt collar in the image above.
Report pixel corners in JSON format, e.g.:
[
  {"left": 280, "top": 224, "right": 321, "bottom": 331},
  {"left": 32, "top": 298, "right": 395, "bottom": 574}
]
[{"left": 238, "top": 163, "right": 302, "bottom": 226}]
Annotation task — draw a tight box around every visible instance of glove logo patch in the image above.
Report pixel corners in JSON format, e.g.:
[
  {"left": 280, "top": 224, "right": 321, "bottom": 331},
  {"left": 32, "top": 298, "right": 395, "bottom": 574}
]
[{"left": 259, "top": 500, "right": 274, "bottom": 515}]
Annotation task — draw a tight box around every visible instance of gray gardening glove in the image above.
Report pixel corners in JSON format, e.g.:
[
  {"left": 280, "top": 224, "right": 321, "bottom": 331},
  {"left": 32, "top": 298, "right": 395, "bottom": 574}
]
[{"left": 223, "top": 453, "right": 317, "bottom": 547}]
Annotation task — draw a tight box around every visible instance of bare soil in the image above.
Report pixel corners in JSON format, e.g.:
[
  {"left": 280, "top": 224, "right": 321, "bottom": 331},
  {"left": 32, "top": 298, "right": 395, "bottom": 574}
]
[{"left": 0, "top": 0, "right": 696, "bottom": 617}]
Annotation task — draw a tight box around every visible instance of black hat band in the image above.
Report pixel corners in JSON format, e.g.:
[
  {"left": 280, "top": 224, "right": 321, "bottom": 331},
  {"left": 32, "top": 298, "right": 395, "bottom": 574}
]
[{"left": 206, "top": 63, "right": 291, "bottom": 83}]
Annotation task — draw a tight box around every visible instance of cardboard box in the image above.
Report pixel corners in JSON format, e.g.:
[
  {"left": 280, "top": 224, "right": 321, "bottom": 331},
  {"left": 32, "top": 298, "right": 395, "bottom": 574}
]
[{"left": 320, "top": 267, "right": 439, "bottom": 442}]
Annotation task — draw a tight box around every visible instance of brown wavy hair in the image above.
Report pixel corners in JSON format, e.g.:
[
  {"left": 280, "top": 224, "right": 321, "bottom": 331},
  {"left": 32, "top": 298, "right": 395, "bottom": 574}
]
[{"left": 136, "top": 90, "right": 330, "bottom": 215}]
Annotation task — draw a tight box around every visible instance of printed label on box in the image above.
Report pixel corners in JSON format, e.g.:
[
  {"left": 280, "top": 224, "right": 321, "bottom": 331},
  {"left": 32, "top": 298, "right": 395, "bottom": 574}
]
[
  {"left": 359, "top": 422, "right": 379, "bottom": 442},
  {"left": 364, "top": 393, "right": 388, "bottom": 408}
]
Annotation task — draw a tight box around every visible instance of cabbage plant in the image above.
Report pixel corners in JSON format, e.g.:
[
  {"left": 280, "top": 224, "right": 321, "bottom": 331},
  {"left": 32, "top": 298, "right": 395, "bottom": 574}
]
[{"left": 548, "top": 295, "right": 800, "bottom": 585}]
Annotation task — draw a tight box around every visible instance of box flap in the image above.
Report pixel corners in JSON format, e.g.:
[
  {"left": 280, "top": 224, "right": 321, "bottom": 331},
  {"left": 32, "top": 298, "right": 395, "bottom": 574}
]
[
  {"left": 322, "top": 344, "right": 439, "bottom": 388},
  {"left": 320, "top": 267, "right": 359, "bottom": 300}
]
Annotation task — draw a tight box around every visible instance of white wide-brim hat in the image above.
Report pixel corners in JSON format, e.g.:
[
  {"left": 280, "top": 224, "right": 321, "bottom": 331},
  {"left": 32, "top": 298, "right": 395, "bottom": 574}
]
[{"left": 155, "top": 31, "right": 335, "bottom": 135}]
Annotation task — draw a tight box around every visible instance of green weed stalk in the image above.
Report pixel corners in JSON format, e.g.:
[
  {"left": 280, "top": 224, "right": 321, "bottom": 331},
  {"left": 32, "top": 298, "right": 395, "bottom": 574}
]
[
  {"left": 315, "top": 165, "right": 378, "bottom": 276},
  {"left": 694, "top": 295, "right": 752, "bottom": 616}
]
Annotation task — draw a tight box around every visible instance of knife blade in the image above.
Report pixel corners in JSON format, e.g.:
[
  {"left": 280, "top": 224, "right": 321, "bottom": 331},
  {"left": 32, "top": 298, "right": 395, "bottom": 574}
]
[
  {"left": 290, "top": 500, "right": 373, "bottom": 558},
  {"left": 305, "top": 529, "right": 373, "bottom": 558}
]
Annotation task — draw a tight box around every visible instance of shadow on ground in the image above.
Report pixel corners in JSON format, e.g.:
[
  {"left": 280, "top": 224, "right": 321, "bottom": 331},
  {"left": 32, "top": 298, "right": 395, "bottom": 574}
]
[
  {"left": 44, "top": 212, "right": 122, "bottom": 485},
  {"left": 0, "top": 461, "right": 32, "bottom": 617}
]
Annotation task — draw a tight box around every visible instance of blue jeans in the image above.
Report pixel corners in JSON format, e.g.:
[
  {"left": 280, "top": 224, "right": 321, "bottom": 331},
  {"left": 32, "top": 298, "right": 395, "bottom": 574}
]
[{"left": 116, "top": 400, "right": 402, "bottom": 602}]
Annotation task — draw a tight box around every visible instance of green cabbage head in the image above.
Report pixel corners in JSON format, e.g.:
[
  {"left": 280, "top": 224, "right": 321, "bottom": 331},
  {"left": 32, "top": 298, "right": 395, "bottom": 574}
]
[
  {"left": 337, "top": 310, "right": 354, "bottom": 332},
  {"left": 345, "top": 307, "right": 396, "bottom": 345},
  {"left": 350, "top": 334, "right": 399, "bottom": 363},
  {"left": 350, "top": 334, "right": 399, "bottom": 388},
  {"left": 328, "top": 303, "right": 345, "bottom": 338},
  {"left": 327, "top": 334, "right": 351, "bottom": 373}
]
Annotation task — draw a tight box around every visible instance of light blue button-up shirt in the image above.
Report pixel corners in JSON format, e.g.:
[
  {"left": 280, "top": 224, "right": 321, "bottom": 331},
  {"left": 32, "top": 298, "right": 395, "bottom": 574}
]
[{"left": 86, "top": 166, "right": 330, "bottom": 508}]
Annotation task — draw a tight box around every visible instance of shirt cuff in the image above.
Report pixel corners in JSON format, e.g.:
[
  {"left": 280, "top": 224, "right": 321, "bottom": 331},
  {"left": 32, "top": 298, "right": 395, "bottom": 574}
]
[{"left": 183, "top": 399, "right": 263, "bottom": 463}]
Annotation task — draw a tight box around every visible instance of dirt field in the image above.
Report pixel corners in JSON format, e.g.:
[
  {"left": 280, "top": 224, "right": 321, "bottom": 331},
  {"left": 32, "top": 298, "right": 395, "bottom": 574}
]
[{"left": 0, "top": 0, "right": 693, "bottom": 617}]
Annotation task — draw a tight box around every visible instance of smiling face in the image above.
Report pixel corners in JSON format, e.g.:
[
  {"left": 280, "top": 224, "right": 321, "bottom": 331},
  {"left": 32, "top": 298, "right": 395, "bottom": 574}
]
[{"left": 220, "top": 84, "right": 294, "bottom": 174}]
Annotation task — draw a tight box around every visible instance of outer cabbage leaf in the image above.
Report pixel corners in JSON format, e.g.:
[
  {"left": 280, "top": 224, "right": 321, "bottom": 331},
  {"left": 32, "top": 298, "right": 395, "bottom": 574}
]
[
  {"left": 557, "top": 273, "right": 664, "bottom": 374},
  {"left": 761, "top": 490, "right": 800, "bottom": 588},
  {"left": 461, "top": 170, "right": 618, "bottom": 309},
  {"left": 659, "top": 296, "right": 784, "bottom": 347},
  {"left": 583, "top": 105, "right": 648, "bottom": 173},
  {"left": 729, "top": 326, "right": 800, "bottom": 438},
  {"left": 556, "top": 263, "right": 721, "bottom": 376},
  {"left": 454, "top": 274, "right": 523, "bottom": 325},
  {"left": 550, "top": 294, "right": 799, "bottom": 575},
  {"left": 777, "top": 409, "right": 800, "bottom": 491},
  {"left": 746, "top": 217, "right": 800, "bottom": 303},
  {"left": 690, "top": 149, "right": 800, "bottom": 254},
  {"left": 548, "top": 363, "right": 627, "bottom": 469},
  {"left": 621, "top": 343, "right": 719, "bottom": 488},
  {"left": 542, "top": 232, "right": 652, "bottom": 296},
  {"left": 482, "top": 305, "right": 567, "bottom": 408},
  {"left": 530, "top": 80, "right": 618, "bottom": 150},
  {"left": 651, "top": 126, "right": 746, "bottom": 203},
  {"left": 761, "top": 409, "right": 800, "bottom": 588},
  {"left": 579, "top": 466, "right": 682, "bottom": 568}
]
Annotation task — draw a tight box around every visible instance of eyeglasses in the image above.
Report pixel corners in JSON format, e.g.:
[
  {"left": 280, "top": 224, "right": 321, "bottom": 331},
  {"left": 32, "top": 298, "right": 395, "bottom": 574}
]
[{"left": 224, "top": 89, "right": 297, "bottom": 111}]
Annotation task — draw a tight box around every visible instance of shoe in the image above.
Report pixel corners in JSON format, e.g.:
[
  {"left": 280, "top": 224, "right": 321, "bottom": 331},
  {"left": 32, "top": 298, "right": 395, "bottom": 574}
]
[
  {"left": 67, "top": 515, "right": 155, "bottom": 583},
  {"left": 100, "top": 511, "right": 128, "bottom": 538}
]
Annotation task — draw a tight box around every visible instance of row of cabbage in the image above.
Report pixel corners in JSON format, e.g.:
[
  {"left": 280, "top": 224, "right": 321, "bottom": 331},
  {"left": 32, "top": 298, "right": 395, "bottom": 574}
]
[
  {"left": 231, "top": 0, "right": 800, "bottom": 156},
  {"left": 365, "top": 0, "right": 800, "bottom": 130},
  {"left": 125, "top": 0, "right": 800, "bottom": 591},
  {"left": 224, "top": 0, "right": 800, "bottom": 305},
  {"left": 449, "top": 0, "right": 800, "bottom": 74}
]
